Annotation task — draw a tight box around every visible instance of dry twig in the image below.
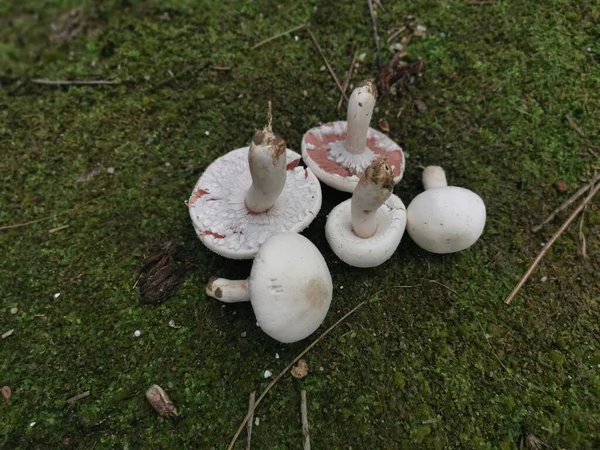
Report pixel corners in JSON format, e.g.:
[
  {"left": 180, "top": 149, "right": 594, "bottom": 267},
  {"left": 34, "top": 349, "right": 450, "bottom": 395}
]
[
  {"left": 533, "top": 172, "right": 600, "bottom": 232},
  {"left": 226, "top": 301, "right": 367, "bottom": 450},
  {"left": 251, "top": 23, "right": 307, "bottom": 50},
  {"left": 31, "top": 79, "right": 119, "bottom": 86},
  {"left": 301, "top": 390, "right": 311, "bottom": 450},
  {"left": 367, "top": 0, "right": 382, "bottom": 72},
  {"left": 338, "top": 50, "right": 358, "bottom": 111},
  {"left": 307, "top": 29, "right": 348, "bottom": 102},
  {"left": 505, "top": 181, "right": 600, "bottom": 305},
  {"left": 67, "top": 390, "right": 90, "bottom": 404},
  {"left": 245, "top": 392, "right": 256, "bottom": 450}
]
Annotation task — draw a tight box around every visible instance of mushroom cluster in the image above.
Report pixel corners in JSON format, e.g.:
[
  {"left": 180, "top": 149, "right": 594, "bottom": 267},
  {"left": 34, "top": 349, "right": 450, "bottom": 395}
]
[{"left": 188, "top": 81, "right": 487, "bottom": 344}]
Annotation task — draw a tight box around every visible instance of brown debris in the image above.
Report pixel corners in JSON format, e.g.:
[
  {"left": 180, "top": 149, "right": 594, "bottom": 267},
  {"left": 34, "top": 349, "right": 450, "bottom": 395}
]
[
  {"left": 554, "top": 180, "right": 568, "bottom": 192},
  {"left": 1, "top": 386, "right": 11, "bottom": 401},
  {"left": 138, "top": 241, "right": 187, "bottom": 305},
  {"left": 523, "top": 433, "right": 549, "bottom": 449},
  {"left": 146, "top": 385, "right": 178, "bottom": 419},
  {"left": 378, "top": 119, "right": 390, "bottom": 133},
  {"left": 50, "top": 8, "right": 87, "bottom": 43},
  {"left": 414, "top": 99, "right": 427, "bottom": 113},
  {"left": 291, "top": 359, "right": 309, "bottom": 379},
  {"left": 67, "top": 390, "right": 90, "bottom": 404},
  {"left": 378, "top": 52, "right": 425, "bottom": 98}
]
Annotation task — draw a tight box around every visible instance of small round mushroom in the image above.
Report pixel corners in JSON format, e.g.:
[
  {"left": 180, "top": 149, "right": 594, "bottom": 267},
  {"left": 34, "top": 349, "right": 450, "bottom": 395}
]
[
  {"left": 188, "top": 109, "right": 322, "bottom": 259},
  {"left": 406, "top": 166, "right": 486, "bottom": 254},
  {"left": 301, "top": 80, "right": 405, "bottom": 193},
  {"left": 205, "top": 232, "right": 333, "bottom": 344},
  {"left": 325, "top": 158, "right": 407, "bottom": 268}
]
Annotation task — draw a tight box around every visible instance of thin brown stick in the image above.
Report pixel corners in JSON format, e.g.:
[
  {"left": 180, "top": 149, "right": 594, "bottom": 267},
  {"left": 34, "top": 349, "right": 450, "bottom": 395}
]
[
  {"left": 67, "top": 390, "right": 90, "bottom": 404},
  {"left": 337, "top": 50, "right": 358, "bottom": 111},
  {"left": 301, "top": 390, "right": 311, "bottom": 450},
  {"left": 307, "top": 29, "right": 348, "bottom": 102},
  {"left": 31, "top": 79, "right": 119, "bottom": 86},
  {"left": 226, "top": 300, "right": 367, "bottom": 450},
  {"left": 209, "top": 65, "right": 231, "bottom": 71},
  {"left": 565, "top": 115, "right": 585, "bottom": 138},
  {"left": 0, "top": 216, "right": 52, "bottom": 231},
  {"left": 245, "top": 392, "right": 256, "bottom": 450},
  {"left": 505, "top": 181, "right": 600, "bottom": 305},
  {"left": 267, "top": 101, "right": 273, "bottom": 132},
  {"left": 533, "top": 173, "right": 600, "bottom": 232},
  {"left": 367, "top": 0, "right": 382, "bottom": 72},
  {"left": 425, "top": 279, "right": 459, "bottom": 296},
  {"left": 251, "top": 23, "right": 307, "bottom": 50},
  {"left": 578, "top": 207, "right": 587, "bottom": 259}
]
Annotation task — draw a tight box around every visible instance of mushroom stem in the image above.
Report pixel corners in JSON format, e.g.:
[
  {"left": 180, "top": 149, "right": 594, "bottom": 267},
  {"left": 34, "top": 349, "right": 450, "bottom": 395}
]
[
  {"left": 351, "top": 159, "right": 394, "bottom": 238},
  {"left": 344, "top": 80, "right": 377, "bottom": 155},
  {"left": 245, "top": 127, "right": 287, "bottom": 213},
  {"left": 422, "top": 166, "right": 448, "bottom": 190},
  {"left": 206, "top": 277, "right": 250, "bottom": 303}
]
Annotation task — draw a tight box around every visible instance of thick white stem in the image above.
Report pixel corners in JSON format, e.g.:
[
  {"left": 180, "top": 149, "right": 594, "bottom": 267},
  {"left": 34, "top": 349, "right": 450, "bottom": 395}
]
[
  {"left": 206, "top": 277, "right": 250, "bottom": 303},
  {"left": 351, "top": 159, "right": 394, "bottom": 238},
  {"left": 245, "top": 128, "right": 287, "bottom": 213},
  {"left": 345, "top": 80, "right": 377, "bottom": 155},
  {"left": 422, "top": 166, "right": 448, "bottom": 190}
]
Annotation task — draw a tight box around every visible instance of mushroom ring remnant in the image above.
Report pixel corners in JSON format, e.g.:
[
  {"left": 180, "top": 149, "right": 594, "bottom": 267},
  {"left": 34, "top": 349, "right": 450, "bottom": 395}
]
[
  {"left": 188, "top": 133, "right": 322, "bottom": 260},
  {"left": 407, "top": 165, "right": 486, "bottom": 254},
  {"left": 301, "top": 80, "right": 405, "bottom": 193},
  {"left": 325, "top": 158, "right": 407, "bottom": 268},
  {"left": 205, "top": 232, "right": 333, "bottom": 344}
]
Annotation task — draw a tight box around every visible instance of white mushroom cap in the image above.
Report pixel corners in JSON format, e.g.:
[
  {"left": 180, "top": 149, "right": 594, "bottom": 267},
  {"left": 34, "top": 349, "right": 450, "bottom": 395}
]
[
  {"left": 249, "top": 232, "right": 333, "bottom": 343},
  {"left": 325, "top": 159, "right": 407, "bottom": 268},
  {"left": 407, "top": 166, "right": 486, "bottom": 254},
  {"left": 188, "top": 142, "right": 322, "bottom": 259},
  {"left": 301, "top": 81, "right": 405, "bottom": 193}
]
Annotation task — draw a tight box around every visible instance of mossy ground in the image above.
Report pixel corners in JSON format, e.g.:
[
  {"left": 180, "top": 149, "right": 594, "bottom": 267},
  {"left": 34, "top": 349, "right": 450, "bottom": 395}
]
[{"left": 1, "top": 0, "right": 599, "bottom": 448}]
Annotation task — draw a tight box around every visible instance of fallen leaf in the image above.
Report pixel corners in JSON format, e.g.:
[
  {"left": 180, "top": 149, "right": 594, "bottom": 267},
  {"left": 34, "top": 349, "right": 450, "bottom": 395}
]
[
  {"left": 146, "top": 385, "right": 178, "bottom": 419},
  {"left": 291, "top": 359, "right": 309, "bottom": 379}
]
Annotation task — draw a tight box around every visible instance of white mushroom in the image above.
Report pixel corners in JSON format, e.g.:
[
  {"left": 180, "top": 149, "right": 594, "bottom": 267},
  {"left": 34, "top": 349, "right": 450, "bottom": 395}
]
[
  {"left": 325, "top": 158, "right": 407, "bottom": 268},
  {"left": 301, "top": 80, "right": 405, "bottom": 193},
  {"left": 205, "top": 232, "right": 333, "bottom": 344},
  {"left": 406, "top": 166, "right": 486, "bottom": 254},
  {"left": 188, "top": 108, "right": 322, "bottom": 259}
]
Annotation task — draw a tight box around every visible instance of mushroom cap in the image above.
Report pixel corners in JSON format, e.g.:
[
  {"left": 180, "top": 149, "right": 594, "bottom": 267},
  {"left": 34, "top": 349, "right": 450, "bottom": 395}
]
[
  {"left": 188, "top": 147, "right": 322, "bottom": 259},
  {"left": 249, "top": 232, "right": 333, "bottom": 343},
  {"left": 301, "top": 121, "right": 405, "bottom": 193},
  {"left": 407, "top": 186, "right": 486, "bottom": 254},
  {"left": 325, "top": 194, "right": 407, "bottom": 268}
]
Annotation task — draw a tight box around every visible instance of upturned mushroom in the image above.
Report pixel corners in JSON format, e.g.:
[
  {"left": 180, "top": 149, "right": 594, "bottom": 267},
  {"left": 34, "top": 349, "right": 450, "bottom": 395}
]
[
  {"left": 406, "top": 166, "right": 486, "bottom": 254},
  {"left": 301, "top": 80, "right": 405, "bottom": 192},
  {"left": 188, "top": 108, "right": 322, "bottom": 259},
  {"left": 325, "top": 158, "right": 407, "bottom": 268},
  {"left": 205, "top": 232, "right": 333, "bottom": 344}
]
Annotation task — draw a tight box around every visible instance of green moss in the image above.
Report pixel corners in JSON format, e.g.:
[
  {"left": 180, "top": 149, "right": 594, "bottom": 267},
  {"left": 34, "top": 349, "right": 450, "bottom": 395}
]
[{"left": 1, "top": 0, "right": 600, "bottom": 449}]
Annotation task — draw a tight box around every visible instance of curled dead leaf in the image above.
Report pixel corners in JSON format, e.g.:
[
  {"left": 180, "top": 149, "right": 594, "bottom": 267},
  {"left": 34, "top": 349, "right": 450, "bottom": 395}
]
[
  {"left": 146, "top": 384, "right": 178, "bottom": 419},
  {"left": 1, "top": 386, "right": 11, "bottom": 401},
  {"left": 291, "top": 359, "right": 309, "bottom": 379}
]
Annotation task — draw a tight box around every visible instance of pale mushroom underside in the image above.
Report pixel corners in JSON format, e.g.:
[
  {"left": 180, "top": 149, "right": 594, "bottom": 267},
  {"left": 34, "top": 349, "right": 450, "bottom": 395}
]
[
  {"left": 188, "top": 147, "right": 322, "bottom": 259},
  {"left": 325, "top": 194, "right": 407, "bottom": 268}
]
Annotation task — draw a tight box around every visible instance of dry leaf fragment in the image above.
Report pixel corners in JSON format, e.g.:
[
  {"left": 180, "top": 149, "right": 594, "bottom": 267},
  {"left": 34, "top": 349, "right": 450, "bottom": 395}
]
[
  {"left": 378, "top": 119, "right": 390, "bottom": 133},
  {"left": 1, "top": 386, "right": 11, "bottom": 401},
  {"left": 291, "top": 359, "right": 309, "bottom": 379},
  {"left": 146, "top": 384, "right": 178, "bottom": 419}
]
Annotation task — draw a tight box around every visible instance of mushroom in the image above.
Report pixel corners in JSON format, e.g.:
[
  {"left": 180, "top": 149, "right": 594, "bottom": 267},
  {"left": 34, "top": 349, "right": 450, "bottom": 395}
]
[
  {"left": 325, "top": 158, "right": 407, "bottom": 268},
  {"left": 406, "top": 165, "right": 486, "bottom": 254},
  {"left": 205, "top": 232, "right": 333, "bottom": 344},
  {"left": 301, "top": 80, "right": 405, "bottom": 192},
  {"left": 188, "top": 108, "right": 322, "bottom": 259}
]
